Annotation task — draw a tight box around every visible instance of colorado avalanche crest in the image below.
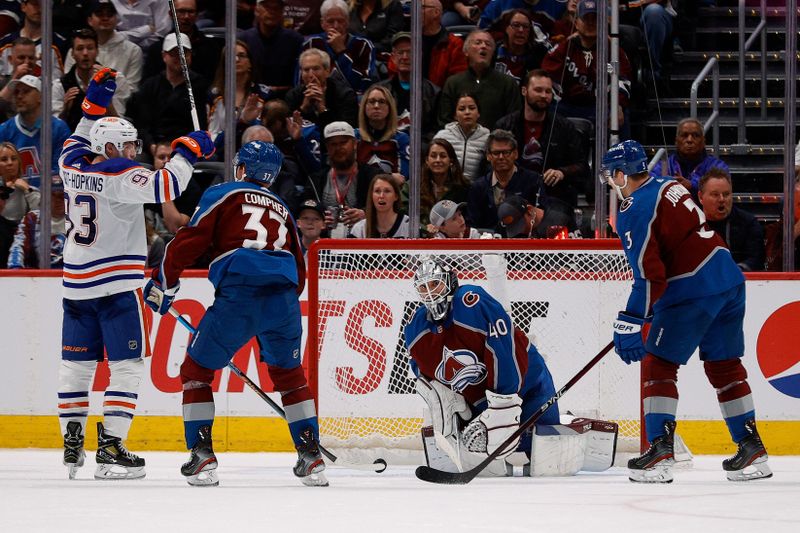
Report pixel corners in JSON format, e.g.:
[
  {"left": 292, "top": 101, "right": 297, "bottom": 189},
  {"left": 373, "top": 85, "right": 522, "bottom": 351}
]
[{"left": 435, "top": 346, "right": 487, "bottom": 393}]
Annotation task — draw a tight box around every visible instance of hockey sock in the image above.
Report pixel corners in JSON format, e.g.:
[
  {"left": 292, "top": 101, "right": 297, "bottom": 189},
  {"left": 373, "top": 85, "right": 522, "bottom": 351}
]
[
  {"left": 57, "top": 360, "right": 98, "bottom": 437},
  {"left": 270, "top": 364, "right": 320, "bottom": 446},
  {"left": 642, "top": 354, "right": 679, "bottom": 443},
  {"left": 181, "top": 356, "right": 216, "bottom": 449},
  {"left": 103, "top": 358, "right": 144, "bottom": 440},
  {"left": 704, "top": 359, "right": 755, "bottom": 443}
]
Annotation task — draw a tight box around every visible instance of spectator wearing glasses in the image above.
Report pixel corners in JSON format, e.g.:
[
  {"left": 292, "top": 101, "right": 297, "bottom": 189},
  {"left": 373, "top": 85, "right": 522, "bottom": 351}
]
[
  {"left": 479, "top": 0, "right": 567, "bottom": 29},
  {"left": 355, "top": 84, "right": 409, "bottom": 181},
  {"left": 494, "top": 9, "right": 551, "bottom": 86},
  {"left": 466, "top": 129, "right": 546, "bottom": 231}
]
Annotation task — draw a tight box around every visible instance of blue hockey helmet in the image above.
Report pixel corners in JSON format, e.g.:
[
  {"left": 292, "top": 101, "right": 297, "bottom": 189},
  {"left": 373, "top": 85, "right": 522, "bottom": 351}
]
[
  {"left": 600, "top": 140, "right": 648, "bottom": 199},
  {"left": 233, "top": 141, "right": 283, "bottom": 187}
]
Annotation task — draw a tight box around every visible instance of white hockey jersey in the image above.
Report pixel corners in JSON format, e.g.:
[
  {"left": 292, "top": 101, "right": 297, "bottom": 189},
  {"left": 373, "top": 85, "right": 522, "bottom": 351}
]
[{"left": 59, "top": 117, "right": 194, "bottom": 300}]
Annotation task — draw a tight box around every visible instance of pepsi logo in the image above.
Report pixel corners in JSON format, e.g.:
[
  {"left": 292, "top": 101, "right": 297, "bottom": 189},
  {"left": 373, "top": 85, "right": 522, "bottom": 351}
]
[{"left": 757, "top": 302, "right": 800, "bottom": 398}]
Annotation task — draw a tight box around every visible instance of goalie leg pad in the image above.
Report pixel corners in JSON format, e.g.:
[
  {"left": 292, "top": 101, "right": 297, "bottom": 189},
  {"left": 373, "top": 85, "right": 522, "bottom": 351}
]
[
  {"left": 421, "top": 426, "right": 510, "bottom": 477},
  {"left": 529, "top": 419, "right": 619, "bottom": 476},
  {"left": 416, "top": 377, "right": 471, "bottom": 438}
]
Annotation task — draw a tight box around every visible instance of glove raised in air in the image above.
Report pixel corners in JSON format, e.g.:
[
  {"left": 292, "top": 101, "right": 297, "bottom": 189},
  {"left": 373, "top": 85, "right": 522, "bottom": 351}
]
[
  {"left": 612, "top": 311, "right": 649, "bottom": 364},
  {"left": 171, "top": 131, "right": 216, "bottom": 164},
  {"left": 81, "top": 67, "right": 117, "bottom": 119}
]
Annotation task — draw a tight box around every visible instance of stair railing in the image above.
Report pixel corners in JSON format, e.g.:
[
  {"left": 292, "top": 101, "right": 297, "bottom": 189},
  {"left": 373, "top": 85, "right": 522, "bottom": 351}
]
[{"left": 738, "top": 0, "right": 768, "bottom": 145}]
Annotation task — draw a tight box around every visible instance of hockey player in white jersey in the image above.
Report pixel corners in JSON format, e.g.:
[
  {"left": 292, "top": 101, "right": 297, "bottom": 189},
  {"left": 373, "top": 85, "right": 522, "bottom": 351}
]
[{"left": 57, "top": 67, "right": 215, "bottom": 480}]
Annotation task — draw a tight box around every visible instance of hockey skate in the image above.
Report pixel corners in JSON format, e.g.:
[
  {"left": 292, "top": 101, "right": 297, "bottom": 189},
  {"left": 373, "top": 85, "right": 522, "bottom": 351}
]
[
  {"left": 293, "top": 427, "right": 328, "bottom": 487},
  {"left": 723, "top": 419, "right": 772, "bottom": 482},
  {"left": 181, "top": 425, "right": 219, "bottom": 487},
  {"left": 94, "top": 422, "right": 146, "bottom": 480},
  {"left": 63, "top": 421, "right": 85, "bottom": 480},
  {"left": 628, "top": 420, "right": 675, "bottom": 483}
]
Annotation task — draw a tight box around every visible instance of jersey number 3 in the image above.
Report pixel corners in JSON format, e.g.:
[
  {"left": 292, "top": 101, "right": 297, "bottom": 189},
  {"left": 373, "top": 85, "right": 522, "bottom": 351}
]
[{"left": 241, "top": 205, "right": 288, "bottom": 250}]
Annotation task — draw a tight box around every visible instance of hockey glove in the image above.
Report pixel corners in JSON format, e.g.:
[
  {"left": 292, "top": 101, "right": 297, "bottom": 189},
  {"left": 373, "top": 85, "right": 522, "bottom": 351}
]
[
  {"left": 415, "top": 377, "right": 471, "bottom": 439},
  {"left": 143, "top": 278, "right": 180, "bottom": 316},
  {"left": 613, "top": 312, "right": 648, "bottom": 364},
  {"left": 81, "top": 67, "right": 117, "bottom": 119},
  {"left": 462, "top": 390, "right": 522, "bottom": 458},
  {"left": 171, "top": 131, "right": 215, "bottom": 164}
]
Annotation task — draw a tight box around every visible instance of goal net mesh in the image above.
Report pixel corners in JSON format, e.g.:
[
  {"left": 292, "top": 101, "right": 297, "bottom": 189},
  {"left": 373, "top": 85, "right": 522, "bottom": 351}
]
[{"left": 308, "top": 241, "right": 640, "bottom": 464}]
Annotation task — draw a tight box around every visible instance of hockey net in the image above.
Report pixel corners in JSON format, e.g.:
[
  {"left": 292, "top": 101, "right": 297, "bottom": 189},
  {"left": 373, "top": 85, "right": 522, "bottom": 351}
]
[{"left": 307, "top": 240, "right": 641, "bottom": 464}]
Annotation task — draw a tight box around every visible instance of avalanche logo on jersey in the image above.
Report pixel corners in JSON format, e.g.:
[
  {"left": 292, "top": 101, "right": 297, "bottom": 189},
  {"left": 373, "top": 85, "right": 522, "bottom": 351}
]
[
  {"left": 620, "top": 197, "right": 634, "bottom": 212},
  {"left": 756, "top": 301, "right": 800, "bottom": 398},
  {"left": 435, "top": 346, "right": 487, "bottom": 393},
  {"left": 462, "top": 291, "right": 480, "bottom": 308}
]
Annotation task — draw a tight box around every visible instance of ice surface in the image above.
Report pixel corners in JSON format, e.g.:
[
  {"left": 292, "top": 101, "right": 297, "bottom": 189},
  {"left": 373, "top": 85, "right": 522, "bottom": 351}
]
[{"left": 0, "top": 451, "right": 798, "bottom": 533}]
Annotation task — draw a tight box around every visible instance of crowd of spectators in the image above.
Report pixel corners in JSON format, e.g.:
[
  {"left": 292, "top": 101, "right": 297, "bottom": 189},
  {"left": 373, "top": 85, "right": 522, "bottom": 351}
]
[{"left": 0, "top": 0, "right": 795, "bottom": 271}]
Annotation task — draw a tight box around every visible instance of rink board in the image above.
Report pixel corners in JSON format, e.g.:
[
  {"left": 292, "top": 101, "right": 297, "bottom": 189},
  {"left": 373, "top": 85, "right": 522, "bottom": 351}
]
[{"left": 1, "top": 271, "right": 799, "bottom": 453}]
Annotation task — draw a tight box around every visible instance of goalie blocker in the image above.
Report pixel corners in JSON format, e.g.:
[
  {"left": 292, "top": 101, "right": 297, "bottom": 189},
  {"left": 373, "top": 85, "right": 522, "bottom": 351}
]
[{"left": 421, "top": 418, "right": 618, "bottom": 477}]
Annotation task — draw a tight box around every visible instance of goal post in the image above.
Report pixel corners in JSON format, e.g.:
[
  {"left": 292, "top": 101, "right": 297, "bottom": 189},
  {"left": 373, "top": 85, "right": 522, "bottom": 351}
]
[{"left": 307, "top": 239, "right": 643, "bottom": 464}]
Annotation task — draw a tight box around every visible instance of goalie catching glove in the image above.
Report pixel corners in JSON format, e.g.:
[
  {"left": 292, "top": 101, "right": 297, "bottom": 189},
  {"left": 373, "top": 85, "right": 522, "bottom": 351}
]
[
  {"left": 612, "top": 312, "right": 649, "bottom": 364},
  {"left": 143, "top": 277, "right": 180, "bottom": 316},
  {"left": 415, "top": 377, "right": 471, "bottom": 439},
  {"left": 462, "top": 390, "right": 522, "bottom": 458},
  {"left": 81, "top": 67, "right": 117, "bottom": 119}
]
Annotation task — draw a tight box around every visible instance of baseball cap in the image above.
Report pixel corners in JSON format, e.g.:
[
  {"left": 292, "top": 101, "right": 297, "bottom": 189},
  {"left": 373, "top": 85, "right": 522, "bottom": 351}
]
[
  {"left": 88, "top": 0, "right": 118, "bottom": 14},
  {"left": 497, "top": 195, "right": 530, "bottom": 238},
  {"left": 323, "top": 121, "right": 355, "bottom": 140},
  {"left": 295, "top": 198, "right": 325, "bottom": 219},
  {"left": 429, "top": 200, "right": 466, "bottom": 227},
  {"left": 577, "top": 0, "right": 597, "bottom": 18},
  {"left": 163, "top": 33, "right": 192, "bottom": 52},
  {"left": 391, "top": 32, "right": 411, "bottom": 47},
  {"left": 9, "top": 74, "right": 41, "bottom": 92}
]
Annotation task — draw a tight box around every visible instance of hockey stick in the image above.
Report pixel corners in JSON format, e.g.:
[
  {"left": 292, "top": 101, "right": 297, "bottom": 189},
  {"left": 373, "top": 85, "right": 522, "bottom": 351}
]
[
  {"left": 167, "top": 307, "right": 388, "bottom": 473},
  {"left": 415, "top": 340, "right": 615, "bottom": 484},
  {"left": 168, "top": 0, "right": 200, "bottom": 130}
]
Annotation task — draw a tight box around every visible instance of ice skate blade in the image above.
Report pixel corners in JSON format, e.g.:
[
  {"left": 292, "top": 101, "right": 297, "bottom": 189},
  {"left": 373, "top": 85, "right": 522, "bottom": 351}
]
[
  {"left": 629, "top": 464, "right": 674, "bottom": 484},
  {"left": 300, "top": 471, "right": 329, "bottom": 487},
  {"left": 726, "top": 459, "right": 773, "bottom": 482},
  {"left": 94, "top": 464, "right": 146, "bottom": 480},
  {"left": 185, "top": 468, "right": 219, "bottom": 487}
]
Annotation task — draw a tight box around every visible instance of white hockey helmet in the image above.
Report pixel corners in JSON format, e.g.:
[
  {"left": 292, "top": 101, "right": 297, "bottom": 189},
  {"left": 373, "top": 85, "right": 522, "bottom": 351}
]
[
  {"left": 89, "top": 117, "right": 142, "bottom": 156},
  {"left": 413, "top": 258, "right": 459, "bottom": 321}
]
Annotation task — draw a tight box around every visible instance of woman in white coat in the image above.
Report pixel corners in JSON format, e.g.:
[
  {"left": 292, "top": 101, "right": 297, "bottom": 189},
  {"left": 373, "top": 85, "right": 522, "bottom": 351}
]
[{"left": 433, "top": 93, "right": 490, "bottom": 182}]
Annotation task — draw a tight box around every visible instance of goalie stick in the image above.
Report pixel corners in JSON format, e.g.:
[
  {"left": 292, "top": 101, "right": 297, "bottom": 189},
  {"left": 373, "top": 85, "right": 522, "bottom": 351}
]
[
  {"left": 167, "top": 307, "right": 388, "bottom": 473},
  {"left": 415, "top": 341, "right": 615, "bottom": 484}
]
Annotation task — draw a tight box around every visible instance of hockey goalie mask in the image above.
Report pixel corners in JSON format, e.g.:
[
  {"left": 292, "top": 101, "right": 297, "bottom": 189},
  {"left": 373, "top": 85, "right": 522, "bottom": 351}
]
[
  {"left": 414, "top": 259, "right": 458, "bottom": 322},
  {"left": 600, "top": 140, "right": 648, "bottom": 200},
  {"left": 233, "top": 141, "right": 283, "bottom": 187},
  {"left": 89, "top": 117, "right": 142, "bottom": 157}
]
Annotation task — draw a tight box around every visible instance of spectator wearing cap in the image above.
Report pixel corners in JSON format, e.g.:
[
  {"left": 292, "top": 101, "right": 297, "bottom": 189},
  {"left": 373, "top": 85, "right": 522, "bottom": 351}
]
[
  {"left": 496, "top": 194, "right": 575, "bottom": 238},
  {"left": 0, "top": 37, "right": 37, "bottom": 112},
  {"left": 428, "top": 199, "right": 482, "bottom": 239},
  {"left": 302, "top": 0, "right": 377, "bottom": 94},
  {"left": 466, "top": 129, "right": 546, "bottom": 231},
  {"left": 496, "top": 69, "right": 590, "bottom": 209},
  {"left": 53, "top": 28, "right": 124, "bottom": 131},
  {"left": 142, "top": 0, "right": 222, "bottom": 83},
  {"left": 306, "top": 120, "right": 381, "bottom": 236},
  {"left": 416, "top": 138, "right": 471, "bottom": 227},
  {"left": 0, "top": 0, "right": 67, "bottom": 85},
  {"left": 436, "top": 29, "right": 522, "bottom": 130},
  {"left": 377, "top": 31, "right": 439, "bottom": 137},
  {"left": 348, "top": 0, "right": 406, "bottom": 56},
  {"left": 348, "top": 173, "right": 409, "bottom": 238},
  {"left": 0, "top": 76, "right": 70, "bottom": 189},
  {"left": 128, "top": 32, "right": 210, "bottom": 160},
  {"left": 285, "top": 48, "right": 358, "bottom": 132},
  {"left": 238, "top": 0, "right": 304, "bottom": 96},
  {"left": 7, "top": 174, "right": 66, "bottom": 268},
  {"left": 107, "top": 0, "right": 170, "bottom": 50},
  {"left": 64, "top": 0, "right": 143, "bottom": 115},
  {"left": 295, "top": 198, "right": 328, "bottom": 258},
  {"left": 541, "top": 0, "right": 633, "bottom": 137}
]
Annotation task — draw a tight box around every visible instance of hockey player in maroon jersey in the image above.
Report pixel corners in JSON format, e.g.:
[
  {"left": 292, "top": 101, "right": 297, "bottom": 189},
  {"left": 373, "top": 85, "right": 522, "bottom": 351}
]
[
  {"left": 143, "top": 141, "right": 327, "bottom": 487},
  {"left": 601, "top": 140, "right": 772, "bottom": 483}
]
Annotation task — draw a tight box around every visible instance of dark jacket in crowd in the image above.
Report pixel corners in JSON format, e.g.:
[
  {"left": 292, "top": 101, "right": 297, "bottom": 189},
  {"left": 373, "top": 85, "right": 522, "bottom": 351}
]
[
  {"left": 238, "top": 25, "right": 305, "bottom": 91},
  {"left": 707, "top": 206, "right": 765, "bottom": 272},
  {"left": 285, "top": 73, "right": 359, "bottom": 131},
  {"left": 467, "top": 167, "right": 546, "bottom": 230},
  {"left": 142, "top": 28, "right": 223, "bottom": 83}
]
